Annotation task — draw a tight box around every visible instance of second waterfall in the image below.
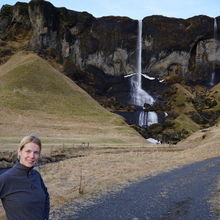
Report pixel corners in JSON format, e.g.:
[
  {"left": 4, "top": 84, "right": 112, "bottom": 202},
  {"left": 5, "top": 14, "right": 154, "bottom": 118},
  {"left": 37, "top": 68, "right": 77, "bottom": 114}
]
[{"left": 130, "top": 20, "right": 158, "bottom": 127}]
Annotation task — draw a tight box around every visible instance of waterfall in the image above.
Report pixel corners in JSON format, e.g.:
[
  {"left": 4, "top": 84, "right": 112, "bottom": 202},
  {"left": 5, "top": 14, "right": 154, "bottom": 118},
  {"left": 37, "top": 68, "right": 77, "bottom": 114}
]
[
  {"left": 137, "top": 19, "right": 142, "bottom": 91},
  {"left": 138, "top": 111, "right": 148, "bottom": 127},
  {"left": 210, "top": 17, "right": 217, "bottom": 86},
  {"left": 139, "top": 111, "right": 158, "bottom": 127},
  {"left": 131, "top": 20, "right": 154, "bottom": 106},
  {"left": 130, "top": 20, "right": 158, "bottom": 127},
  {"left": 147, "top": 112, "right": 158, "bottom": 126}
]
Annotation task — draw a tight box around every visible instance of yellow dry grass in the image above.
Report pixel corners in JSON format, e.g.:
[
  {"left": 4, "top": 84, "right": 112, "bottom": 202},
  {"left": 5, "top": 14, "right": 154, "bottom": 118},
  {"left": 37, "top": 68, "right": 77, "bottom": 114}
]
[
  {"left": 0, "top": 141, "right": 219, "bottom": 219},
  {"left": 11, "top": 122, "right": 218, "bottom": 218},
  {"left": 40, "top": 126, "right": 220, "bottom": 218},
  {"left": 0, "top": 106, "right": 145, "bottom": 153}
]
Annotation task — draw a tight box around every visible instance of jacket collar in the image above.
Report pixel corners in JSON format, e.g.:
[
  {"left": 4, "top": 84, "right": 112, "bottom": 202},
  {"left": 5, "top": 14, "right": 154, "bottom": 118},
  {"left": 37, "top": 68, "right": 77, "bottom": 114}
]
[{"left": 12, "top": 161, "right": 34, "bottom": 176}]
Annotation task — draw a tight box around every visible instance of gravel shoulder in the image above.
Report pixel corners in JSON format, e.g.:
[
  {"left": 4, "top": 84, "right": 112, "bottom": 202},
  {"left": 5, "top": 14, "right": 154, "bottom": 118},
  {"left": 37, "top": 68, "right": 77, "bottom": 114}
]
[{"left": 68, "top": 157, "right": 220, "bottom": 220}]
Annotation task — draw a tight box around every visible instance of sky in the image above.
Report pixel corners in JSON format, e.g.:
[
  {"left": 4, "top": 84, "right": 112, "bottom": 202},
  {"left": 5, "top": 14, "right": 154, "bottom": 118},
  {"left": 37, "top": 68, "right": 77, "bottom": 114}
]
[{"left": 0, "top": 0, "right": 219, "bottom": 20}]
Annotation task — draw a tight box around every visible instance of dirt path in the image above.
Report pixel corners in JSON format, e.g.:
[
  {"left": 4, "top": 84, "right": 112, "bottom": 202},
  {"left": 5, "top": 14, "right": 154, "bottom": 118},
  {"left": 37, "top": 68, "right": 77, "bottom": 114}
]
[{"left": 59, "top": 157, "right": 220, "bottom": 220}]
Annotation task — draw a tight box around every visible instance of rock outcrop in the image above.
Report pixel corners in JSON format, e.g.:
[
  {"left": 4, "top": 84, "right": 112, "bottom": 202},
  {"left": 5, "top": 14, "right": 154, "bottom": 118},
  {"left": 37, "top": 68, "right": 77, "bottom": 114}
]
[{"left": 1, "top": 1, "right": 219, "bottom": 80}]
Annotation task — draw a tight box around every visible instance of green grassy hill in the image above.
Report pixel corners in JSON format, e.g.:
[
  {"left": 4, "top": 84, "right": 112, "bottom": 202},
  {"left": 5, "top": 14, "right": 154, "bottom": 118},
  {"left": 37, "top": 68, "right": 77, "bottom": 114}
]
[
  {"left": 0, "top": 52, "right": 111, "bottom": 118},
  {"left": 0, "top": 52, "right": 146, "bottom": 151},
  {"left": 157, "top": 82, "right": 220, "bottom": 143}
]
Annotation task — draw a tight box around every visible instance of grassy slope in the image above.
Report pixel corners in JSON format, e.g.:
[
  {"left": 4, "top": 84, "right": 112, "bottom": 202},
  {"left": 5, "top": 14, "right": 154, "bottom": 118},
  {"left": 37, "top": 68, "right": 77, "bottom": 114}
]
[
  {"left": 166, "top": 83, "right": 199, "bottom": 135},
  {"left": 0, "top": 52, "right": 109, "bottom": 117},
  {"left": 167, "top": 83, "right": 220, "bottom": 136},
  {"left": 0, "top": 52, "right": 146, "bottom": 151},
  {"left": 210, "top": 82, "right": 220, "bottom": 115}
]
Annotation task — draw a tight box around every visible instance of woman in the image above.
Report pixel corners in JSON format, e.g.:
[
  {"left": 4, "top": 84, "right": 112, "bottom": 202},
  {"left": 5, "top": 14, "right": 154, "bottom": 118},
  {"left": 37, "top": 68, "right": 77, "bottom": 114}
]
[{"left": 0, "top": 135, "right": 50, "bottom": 220}]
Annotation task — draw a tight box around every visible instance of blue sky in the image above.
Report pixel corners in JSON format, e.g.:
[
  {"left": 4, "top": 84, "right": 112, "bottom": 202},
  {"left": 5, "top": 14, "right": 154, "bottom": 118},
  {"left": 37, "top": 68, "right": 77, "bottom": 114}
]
[{"left": 0, "top": 0, "right": 219, "bottom": 19}]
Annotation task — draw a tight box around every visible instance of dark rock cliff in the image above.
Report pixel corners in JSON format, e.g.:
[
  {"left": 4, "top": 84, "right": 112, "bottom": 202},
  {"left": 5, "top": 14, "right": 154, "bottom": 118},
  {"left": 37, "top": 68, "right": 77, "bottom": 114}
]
[
  {"left": 1, "top": 0, "right": 218, "bottom": 80},
  {"left": 142, "top": 15, "right": 215, "bottom": 81}
]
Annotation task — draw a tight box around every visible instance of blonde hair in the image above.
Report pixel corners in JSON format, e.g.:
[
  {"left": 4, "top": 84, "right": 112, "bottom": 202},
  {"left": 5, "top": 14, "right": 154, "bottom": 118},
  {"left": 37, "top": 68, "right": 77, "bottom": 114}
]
[{"left": 18, "top": 135, "right": 42, "bottom": 153}]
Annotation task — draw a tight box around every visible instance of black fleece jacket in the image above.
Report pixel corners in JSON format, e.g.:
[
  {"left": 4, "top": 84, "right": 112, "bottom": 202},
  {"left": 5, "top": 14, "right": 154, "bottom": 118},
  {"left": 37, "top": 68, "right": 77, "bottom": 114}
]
[{"left": 0, "top": 162, "right": 50, "bottom": 220}]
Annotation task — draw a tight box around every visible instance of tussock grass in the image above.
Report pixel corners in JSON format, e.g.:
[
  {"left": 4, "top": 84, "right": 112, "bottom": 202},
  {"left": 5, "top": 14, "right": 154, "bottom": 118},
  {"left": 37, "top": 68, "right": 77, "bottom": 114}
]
[
  {"left": 171, "top": 83, "right": 195, "bottom": 114},
  {"left": 174, "top": 114, "right": 200, "bottom": 133},
  {"left": 210, "top": 83, "right": 220, "bottom": 112}
]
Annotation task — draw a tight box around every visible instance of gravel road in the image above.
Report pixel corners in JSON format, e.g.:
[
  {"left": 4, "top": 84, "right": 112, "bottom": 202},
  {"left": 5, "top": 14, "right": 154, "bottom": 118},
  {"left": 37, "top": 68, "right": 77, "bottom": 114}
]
[{"left": 61, "top": 156, "right": 220, "bottom": 220}]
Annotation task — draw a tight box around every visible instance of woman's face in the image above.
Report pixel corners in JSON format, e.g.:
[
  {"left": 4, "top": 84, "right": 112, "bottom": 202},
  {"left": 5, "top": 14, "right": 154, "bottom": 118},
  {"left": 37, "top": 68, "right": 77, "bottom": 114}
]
[{"left": 18, "top": 142, "right": 40, "bottom": 167}]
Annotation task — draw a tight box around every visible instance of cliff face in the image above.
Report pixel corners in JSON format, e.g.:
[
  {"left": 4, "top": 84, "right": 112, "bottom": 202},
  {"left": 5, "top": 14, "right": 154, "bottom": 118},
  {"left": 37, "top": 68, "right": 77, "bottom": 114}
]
[
  {"left": 1, "top": 0, "right": 220, "bottom": 143},
  {"left": 142, "top": 16, "right": 216, "bottom": 81},
  {"left": 1, "top": 0, "right": 218, "bottom": 81}
]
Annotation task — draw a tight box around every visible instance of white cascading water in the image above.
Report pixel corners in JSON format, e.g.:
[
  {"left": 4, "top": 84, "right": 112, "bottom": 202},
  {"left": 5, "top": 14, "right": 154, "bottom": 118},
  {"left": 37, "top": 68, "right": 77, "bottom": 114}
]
[
  {"left": 147, "top": 111, "right": 158, "bottom": 126},
  {"left": 131, "top": 20, "right": 158, "bottom": 127},
  {"left": 138, "top": 111, "right": 148, "bottom": 127},
  {"left": 210, "top": 17, "right": 217, "bottom": 86},
  {"left": 131, "top": 20, "right": 154, "bottom": 106},
  {"left": 139, "top": 111, "right": 158, "bottom": 127}
]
